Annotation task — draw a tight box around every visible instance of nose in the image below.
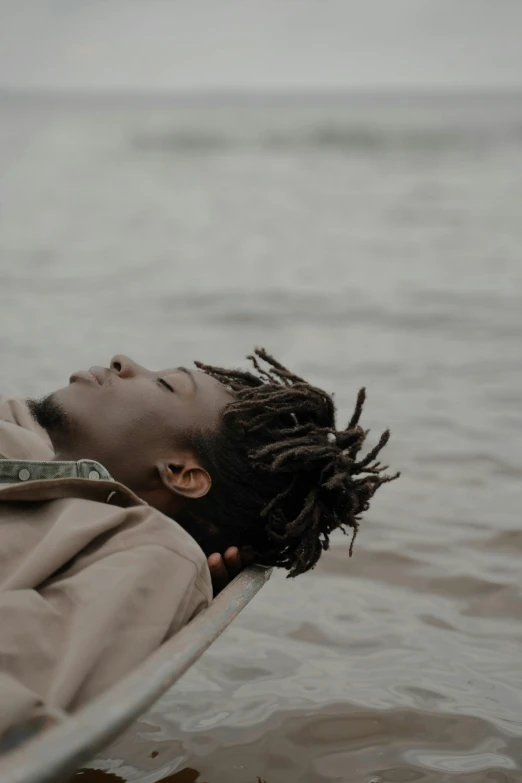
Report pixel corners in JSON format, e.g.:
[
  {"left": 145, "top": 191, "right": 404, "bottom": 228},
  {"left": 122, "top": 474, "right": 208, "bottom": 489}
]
[{"left": 110, "top": 354, "right": 148, "bottom": 379}]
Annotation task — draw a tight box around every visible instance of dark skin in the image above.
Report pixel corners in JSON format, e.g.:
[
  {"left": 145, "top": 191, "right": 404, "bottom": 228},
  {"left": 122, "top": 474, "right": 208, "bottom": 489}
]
[{"left": 46, "top": 354, "right": 251, "bottom": 593}]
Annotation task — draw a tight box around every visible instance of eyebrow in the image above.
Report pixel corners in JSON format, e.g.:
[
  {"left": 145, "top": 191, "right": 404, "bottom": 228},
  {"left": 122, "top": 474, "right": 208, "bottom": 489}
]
[{"left": 177, "top": 366, "right": 197, "bottom": 392}]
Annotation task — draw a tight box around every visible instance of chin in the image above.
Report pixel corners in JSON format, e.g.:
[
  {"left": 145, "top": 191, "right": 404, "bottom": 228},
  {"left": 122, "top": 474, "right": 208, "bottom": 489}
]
[
  {"left": 50, "top": 384, "right": 97, "bottom": 433},
  {"left": 27, "top": 392, "right": 69, "bottom": 435}
]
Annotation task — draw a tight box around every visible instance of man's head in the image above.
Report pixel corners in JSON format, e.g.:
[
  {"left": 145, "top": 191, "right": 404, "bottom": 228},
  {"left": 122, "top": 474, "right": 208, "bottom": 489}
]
[{"left": 28, "top": 349, "right": 398, "bottom": 576}]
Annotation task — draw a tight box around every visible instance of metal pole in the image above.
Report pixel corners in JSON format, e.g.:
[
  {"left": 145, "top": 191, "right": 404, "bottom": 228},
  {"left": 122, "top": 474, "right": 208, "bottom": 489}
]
[{"left": 0, "top": 565, "right": 272, "bottom": 783}]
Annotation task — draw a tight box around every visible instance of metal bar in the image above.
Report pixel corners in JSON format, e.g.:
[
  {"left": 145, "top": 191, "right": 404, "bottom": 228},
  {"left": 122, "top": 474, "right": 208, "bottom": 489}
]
[{"left": 0, "top": 565, "right": 272, "bottom": 783}]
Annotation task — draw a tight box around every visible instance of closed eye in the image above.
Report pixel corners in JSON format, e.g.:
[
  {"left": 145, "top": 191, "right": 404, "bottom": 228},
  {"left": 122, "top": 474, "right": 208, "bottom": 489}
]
[{"left": 157, "top": 378, "right": 175, "bottom": 393}]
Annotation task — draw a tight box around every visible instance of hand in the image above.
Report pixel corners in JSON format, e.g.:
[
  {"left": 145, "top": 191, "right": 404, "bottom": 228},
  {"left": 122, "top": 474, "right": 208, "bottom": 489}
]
[{"left": 207, "top": 546, "right": 253, "bottom": 596}]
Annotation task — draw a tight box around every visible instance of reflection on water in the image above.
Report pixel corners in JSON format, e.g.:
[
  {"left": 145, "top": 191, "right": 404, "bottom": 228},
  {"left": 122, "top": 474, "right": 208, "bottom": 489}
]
[{"left": 2, "top": 94, "right": 522, "bottom": 782}]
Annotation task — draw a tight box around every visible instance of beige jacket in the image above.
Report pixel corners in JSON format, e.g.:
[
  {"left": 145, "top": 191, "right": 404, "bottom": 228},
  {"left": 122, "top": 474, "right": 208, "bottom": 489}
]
[{"left": 0, "top": 397, "right": 211, "bottom": 737}]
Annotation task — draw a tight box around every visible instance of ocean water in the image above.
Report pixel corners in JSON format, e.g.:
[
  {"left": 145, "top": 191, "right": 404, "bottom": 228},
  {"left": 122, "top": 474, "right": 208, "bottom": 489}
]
[{"left": 1, "top": 93, "right": 522, "bottom": 783}]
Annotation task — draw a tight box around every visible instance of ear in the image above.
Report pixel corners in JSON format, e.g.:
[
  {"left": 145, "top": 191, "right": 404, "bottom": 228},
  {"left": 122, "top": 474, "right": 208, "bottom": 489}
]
[{"left": 156, "top": 455, "right": 211, "bottom": 500}]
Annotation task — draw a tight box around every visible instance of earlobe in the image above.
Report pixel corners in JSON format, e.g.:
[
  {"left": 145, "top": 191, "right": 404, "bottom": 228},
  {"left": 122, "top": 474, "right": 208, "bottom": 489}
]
[{"left": 157, "top": 459, "right": 211, "bottom": 500}]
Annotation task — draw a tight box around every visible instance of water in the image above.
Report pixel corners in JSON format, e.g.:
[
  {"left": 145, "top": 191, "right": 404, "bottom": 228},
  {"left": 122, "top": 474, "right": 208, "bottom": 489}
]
[{"left": 1, "top": 93, "right": 522, "bottom": 783}]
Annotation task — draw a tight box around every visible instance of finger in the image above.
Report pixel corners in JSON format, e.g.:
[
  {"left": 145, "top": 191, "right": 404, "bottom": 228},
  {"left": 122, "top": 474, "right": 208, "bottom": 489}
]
[
  {"left": 208, "top": 553, "right": 229, "bottom": 595},
  {"left": 223, "top": 546, "right": 242, "bottom": 579}
]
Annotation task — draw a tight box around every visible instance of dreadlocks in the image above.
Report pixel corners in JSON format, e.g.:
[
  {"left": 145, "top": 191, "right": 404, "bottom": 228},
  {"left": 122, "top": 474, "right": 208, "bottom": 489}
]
[{"left": 187, "top": 348, "right": 399, "bottom": 578}]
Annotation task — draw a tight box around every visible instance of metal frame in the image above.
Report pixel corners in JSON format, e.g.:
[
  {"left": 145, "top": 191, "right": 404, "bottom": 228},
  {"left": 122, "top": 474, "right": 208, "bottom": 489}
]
[{"left": 0, "top": 565, "right": 272, "bottom": 783}]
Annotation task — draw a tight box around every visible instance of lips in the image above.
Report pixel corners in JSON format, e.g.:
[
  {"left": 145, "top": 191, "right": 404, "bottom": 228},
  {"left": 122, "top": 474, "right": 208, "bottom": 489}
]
[
  {"left": 69, "top": 370, "right": 100, "bottom": 386},
  {"left": 89, "top": 367, "right": 109, "bottom": 386},
  {"left": 69, "top": 366, "right": 111, "bottom": 386}
]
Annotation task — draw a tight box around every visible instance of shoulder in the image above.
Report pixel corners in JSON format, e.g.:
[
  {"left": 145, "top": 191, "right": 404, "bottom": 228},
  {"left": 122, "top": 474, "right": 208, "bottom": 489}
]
[
  {"left": 62, "top": 499, "right": 213, "bottom": 608},
  {"left": 112, "top": 503, "right": 209, "bottom": 568},
  {"left": 54, "top": 496, "right": 209, "bottom": 573},
  {"left": 0, "top": 492, "right": 211, "bottom": 607}
]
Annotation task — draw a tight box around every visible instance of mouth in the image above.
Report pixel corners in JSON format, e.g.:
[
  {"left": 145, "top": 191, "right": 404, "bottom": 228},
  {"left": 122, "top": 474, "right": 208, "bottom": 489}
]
[
  {"left": 89, "top": 366, "right": 110, "bottom": 386},
  {"left": 69, "top": 367, "right": 108, "bottom": 386},
  {"left": 69, "top": 370, "right": 99, "bottom": 386}
]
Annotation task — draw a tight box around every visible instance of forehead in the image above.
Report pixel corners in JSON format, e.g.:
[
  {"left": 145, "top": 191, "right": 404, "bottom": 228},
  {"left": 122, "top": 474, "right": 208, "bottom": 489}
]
[
  {"left": 193, "top": 368, "right": 234, "bottom": 400},
  {"left": 163, "top": 366, "right": 234, "bottom": 407}
]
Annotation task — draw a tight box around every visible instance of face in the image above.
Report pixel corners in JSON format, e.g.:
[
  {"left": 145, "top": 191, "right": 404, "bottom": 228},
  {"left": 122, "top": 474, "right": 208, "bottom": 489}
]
[{"left": 31, "top": 355, "right": 233, "bottom": 513}]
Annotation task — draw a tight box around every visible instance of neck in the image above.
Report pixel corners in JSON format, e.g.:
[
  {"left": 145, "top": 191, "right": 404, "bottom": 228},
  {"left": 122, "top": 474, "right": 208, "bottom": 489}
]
[{"left": 49, "top": 433, "right": 80, "bottom": 463}]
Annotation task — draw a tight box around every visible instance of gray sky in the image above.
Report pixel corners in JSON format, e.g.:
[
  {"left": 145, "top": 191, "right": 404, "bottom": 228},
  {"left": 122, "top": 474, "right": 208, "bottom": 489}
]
[{"left": 1, "top": 0, "right": 521, "bottom": 93}]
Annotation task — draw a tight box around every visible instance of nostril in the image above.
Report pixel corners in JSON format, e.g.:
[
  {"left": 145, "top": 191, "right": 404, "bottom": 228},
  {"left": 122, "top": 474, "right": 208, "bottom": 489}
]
[{"left": 110, "top": 354, "right": 138, "bottom": 379}]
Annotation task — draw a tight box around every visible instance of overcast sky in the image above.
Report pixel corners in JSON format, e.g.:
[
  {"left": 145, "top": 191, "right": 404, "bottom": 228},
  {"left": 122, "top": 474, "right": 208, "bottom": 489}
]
[{"left": 1, "top": 0, "right": 521, "bottom": 94}]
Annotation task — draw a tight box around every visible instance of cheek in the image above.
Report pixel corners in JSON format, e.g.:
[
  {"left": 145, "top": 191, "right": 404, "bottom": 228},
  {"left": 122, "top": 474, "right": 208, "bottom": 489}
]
[
  {"left": 68, "top": 384, "right": 169, "bottom": 450},
  {"left": 101, "top": 396, "right": 171, "bottom": 451},
  {"left": 88, "top": 400, "right": 174, "bottom": 481}
]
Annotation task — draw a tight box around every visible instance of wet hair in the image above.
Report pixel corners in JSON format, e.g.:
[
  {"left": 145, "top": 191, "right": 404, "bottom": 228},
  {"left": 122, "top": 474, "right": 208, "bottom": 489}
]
[{"left": 188, "top": 349, "right": 399, "bottom": 577}]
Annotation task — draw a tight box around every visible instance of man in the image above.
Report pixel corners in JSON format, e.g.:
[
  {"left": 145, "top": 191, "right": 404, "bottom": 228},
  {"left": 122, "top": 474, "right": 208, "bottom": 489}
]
[{"left": 0, "top": 348, "right": 397, "bottom": 739}]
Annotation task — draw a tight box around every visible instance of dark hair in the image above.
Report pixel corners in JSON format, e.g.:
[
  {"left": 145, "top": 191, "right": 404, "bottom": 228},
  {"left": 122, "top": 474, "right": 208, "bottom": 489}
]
[{"left": 188, "top": 349, "right": 399, "bottom": 577}]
